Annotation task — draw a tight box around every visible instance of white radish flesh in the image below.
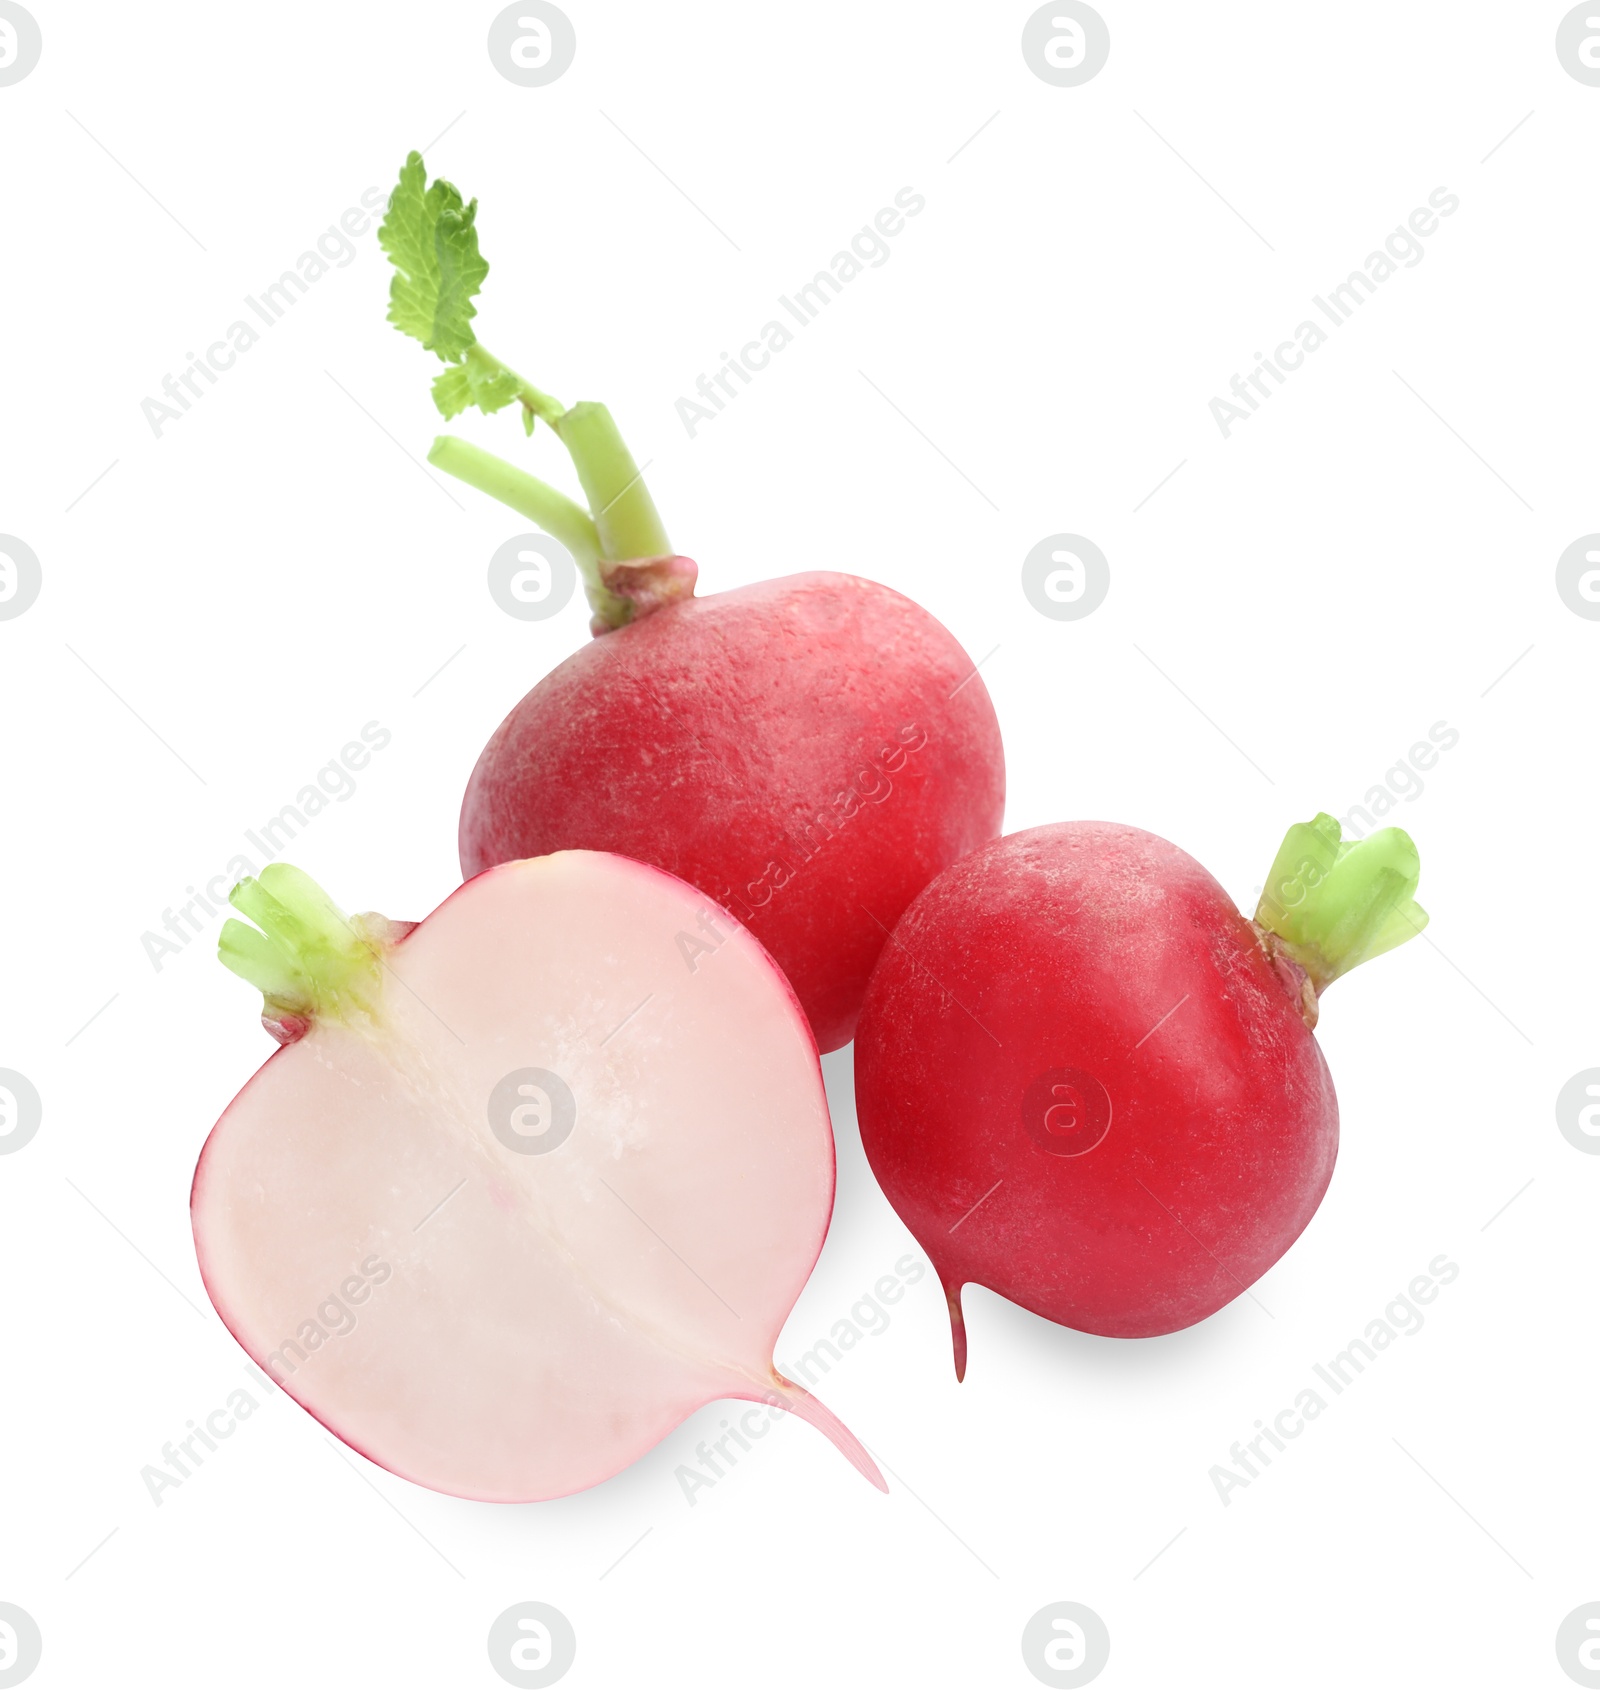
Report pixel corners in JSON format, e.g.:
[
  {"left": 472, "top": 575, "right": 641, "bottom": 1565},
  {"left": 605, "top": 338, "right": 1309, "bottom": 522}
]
[{"left": 192, "top": 851, "right": 883, "bottom": 1501}]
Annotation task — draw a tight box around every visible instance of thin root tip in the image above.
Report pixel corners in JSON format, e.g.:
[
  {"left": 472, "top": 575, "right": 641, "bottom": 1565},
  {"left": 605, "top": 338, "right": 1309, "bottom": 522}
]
[
  {"left": 946, "top": 1279, "right": 969, "bottom": 1383},
  {"left": 770, "top": 1373, "right": 888, "bottom": 1493}
]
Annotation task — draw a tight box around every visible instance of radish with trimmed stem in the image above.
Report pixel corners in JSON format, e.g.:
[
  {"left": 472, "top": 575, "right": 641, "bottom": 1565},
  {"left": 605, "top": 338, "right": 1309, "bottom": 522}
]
[
  {"left": 192, "top": 856, "right": 885, "bottom": 1501},
  {"left": 378, "top": 153, "right": 1005, "bottom": 1052},
  {"left": 853, "top": 814, "right": 1427, "bottom": 1375}
]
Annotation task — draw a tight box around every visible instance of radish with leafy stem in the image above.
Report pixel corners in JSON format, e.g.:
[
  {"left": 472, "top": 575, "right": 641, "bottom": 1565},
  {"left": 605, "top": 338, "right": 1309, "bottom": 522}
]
[
  {"left": 377, "top": 152, "right": 1005, "bottom": 1052},
  {"left": 853, "top": 814, "right": 1427, "bottom": 1377},
  {"left": 192, "top": 854, "right": 886, "bottom": 1501}
]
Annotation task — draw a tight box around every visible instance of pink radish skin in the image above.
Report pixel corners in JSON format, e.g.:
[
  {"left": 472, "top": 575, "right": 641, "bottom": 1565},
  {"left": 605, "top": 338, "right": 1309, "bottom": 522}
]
[
  {"left": 855, "top": 823, "right": 1344, "bottom": 1369},
  {"left": 369, "top": 158, "right": 1004, "bottom": 1051},
  {"left": 460, "top": 571, "right": 1005, "bottom": 1053},
  {"left": 193, "top": 852, "right": 884, "bottom": 1501}
]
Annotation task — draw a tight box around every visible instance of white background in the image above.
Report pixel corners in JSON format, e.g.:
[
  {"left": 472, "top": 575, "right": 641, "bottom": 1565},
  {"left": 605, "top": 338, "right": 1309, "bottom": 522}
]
[{"left": 1, "top": 2, "right": 1594, "bottom": 1685}]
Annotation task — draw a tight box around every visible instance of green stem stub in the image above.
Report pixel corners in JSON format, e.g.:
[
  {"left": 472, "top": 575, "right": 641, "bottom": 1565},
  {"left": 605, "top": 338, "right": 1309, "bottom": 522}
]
[
  {"left": 1255, "top": 813, "right": 1427, "bottom": 994},
  {"left": 218, "top": 865, "right": 385, "bottom": 1030}
]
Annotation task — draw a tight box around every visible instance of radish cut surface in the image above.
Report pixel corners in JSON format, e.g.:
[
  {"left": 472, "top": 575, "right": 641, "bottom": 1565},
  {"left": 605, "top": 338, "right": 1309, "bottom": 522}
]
[{"left": 193, "top": 852, "right": 883, "bottom": 1502}]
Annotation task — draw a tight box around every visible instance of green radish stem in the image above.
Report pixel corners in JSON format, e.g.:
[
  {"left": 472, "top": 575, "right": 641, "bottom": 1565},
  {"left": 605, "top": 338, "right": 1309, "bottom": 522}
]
[
  {"left": 378, "top": 150, "right": 675, "bottom": 632},
  {"left": 1255, "top": 813, "right": 1426, "bottom": 994},
  {"left": 426, "top": 436, "right": 604, "bottom": 575},
  {"left": 218, "top": 865, "right": 386, "bottom": 1027},
  {"left": 431, "top": 390, "right": 670, "bottom": 629}
]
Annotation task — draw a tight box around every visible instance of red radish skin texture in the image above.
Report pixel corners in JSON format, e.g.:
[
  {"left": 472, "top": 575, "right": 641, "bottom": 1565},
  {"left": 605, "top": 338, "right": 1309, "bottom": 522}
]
[
  {"left": 193, "top": 851, "right": 883, "bottom": 1501},
  {"left": 459, "top": 571, "right": 1005, "bottom": 1054},
  {"left": 854, "top": 823, "right": 1339, "bottom": 1363}
]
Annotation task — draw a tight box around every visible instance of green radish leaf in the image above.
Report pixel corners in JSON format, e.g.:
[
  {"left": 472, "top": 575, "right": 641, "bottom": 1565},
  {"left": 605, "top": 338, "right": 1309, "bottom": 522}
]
[
  {"left": 430, "top": 363, "right": 474, "bottom": 419},
  {"left": 430, "top": 356, "right": 522, "bottom": 421},
  {"left": 379, "top": 151, "right": 488, "bottom": 362},
  {"left": 466, "top": 354, "right": 522, "bottom": 414}
]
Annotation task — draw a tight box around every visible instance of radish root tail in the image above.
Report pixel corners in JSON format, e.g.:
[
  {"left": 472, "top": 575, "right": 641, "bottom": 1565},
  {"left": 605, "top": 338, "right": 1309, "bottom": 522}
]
[{"left": 768, "top": 1375, "right": 888, "bottom": 1492}]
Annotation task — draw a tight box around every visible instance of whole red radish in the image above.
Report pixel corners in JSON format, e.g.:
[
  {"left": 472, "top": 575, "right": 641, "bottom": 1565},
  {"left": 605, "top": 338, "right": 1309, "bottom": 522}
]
[
  {"left": 379, "top": 154, "right": 1004, "bottom": 1051},
  {"left": 853, "top": 814, "right": 1426, "bottom": 1373},
  {"left": 193, "top": 857, "right": 884, "bottom": 1501}
]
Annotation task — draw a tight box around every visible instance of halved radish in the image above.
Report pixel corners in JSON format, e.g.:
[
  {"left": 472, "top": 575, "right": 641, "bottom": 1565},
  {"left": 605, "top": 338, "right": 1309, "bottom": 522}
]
[{"left": 192, "top": 855, "right": 884, "bottom": 1502}]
